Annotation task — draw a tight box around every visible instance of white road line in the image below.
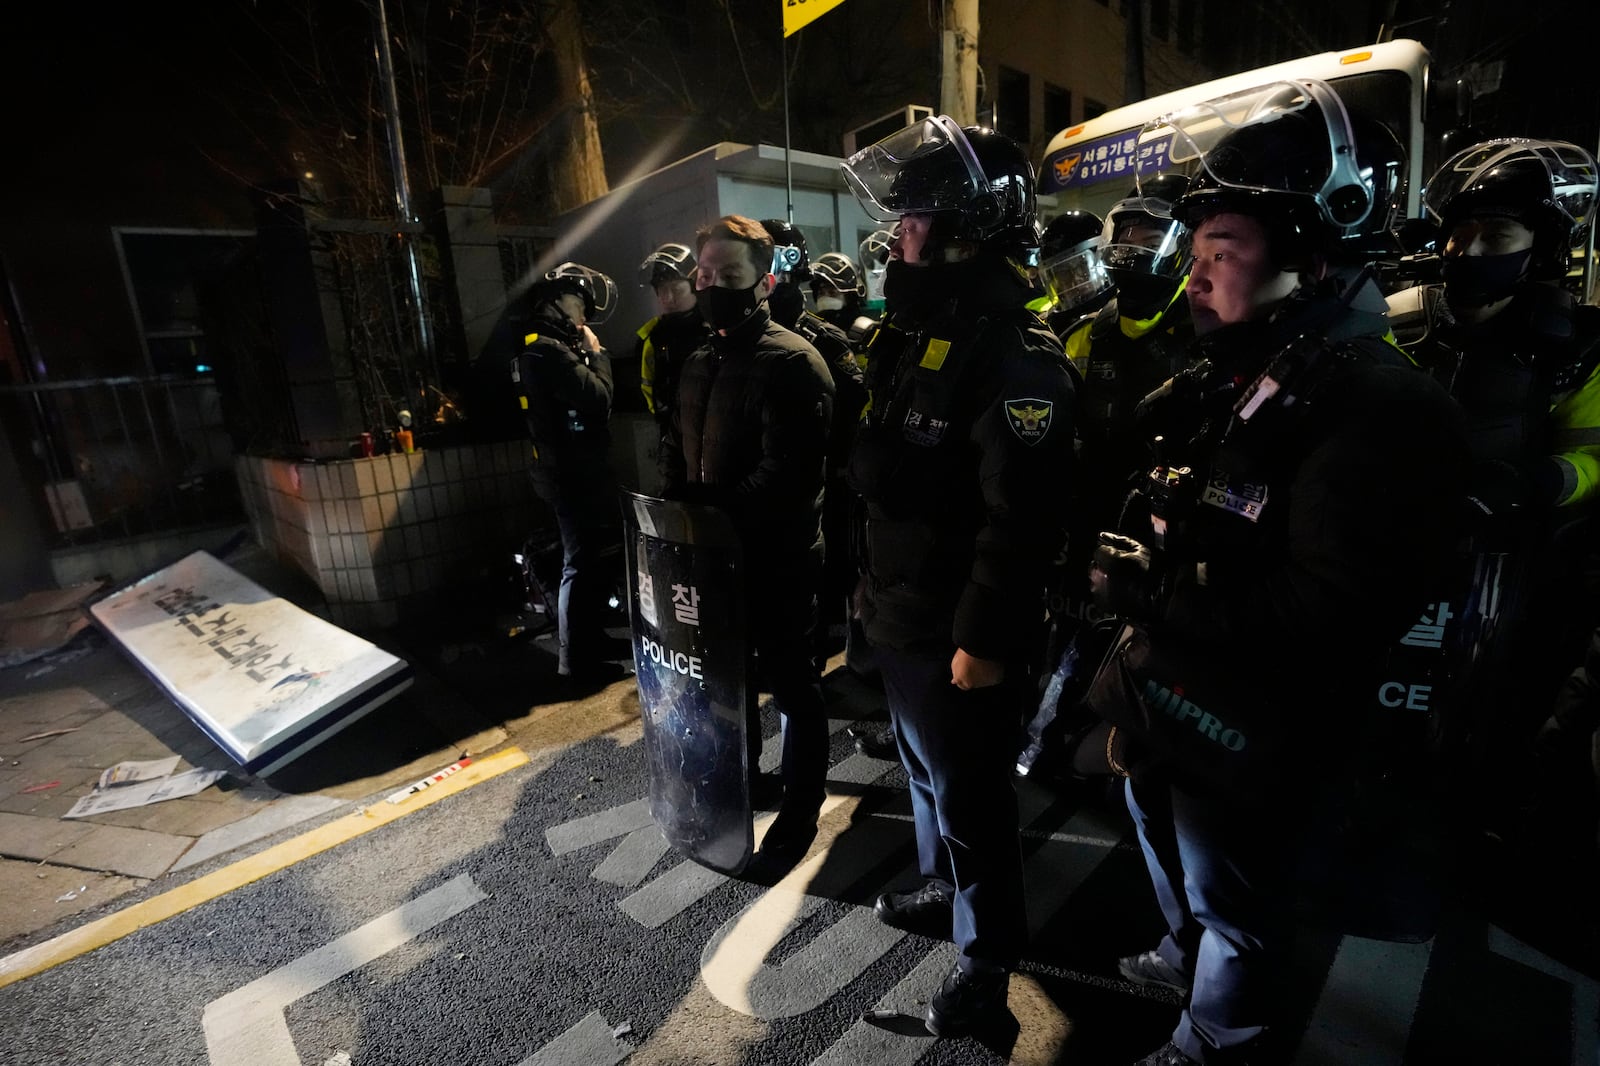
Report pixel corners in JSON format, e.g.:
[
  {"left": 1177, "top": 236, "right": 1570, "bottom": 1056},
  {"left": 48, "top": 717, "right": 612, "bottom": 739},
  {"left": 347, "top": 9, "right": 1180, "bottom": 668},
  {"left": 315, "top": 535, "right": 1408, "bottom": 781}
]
[
  {"left": 514, "top": 1011, "right": 634, "bottom": 1066},
  {"left": 592, "top": 825, "right": 671, "bottom": 888},
  {"left": 1488, "top": 924, "right": 1599, "bottom": 1066},
  {"left": 1292, "top": 935, "right": 1432, "bottom": 1066},
  {"left": 545, "top": 798, "right": 654, "bottom": 856},
  {"left": 202, "top": 873, "right": 487, "bottom": 1066},
  {"left": 700, "top": 816, "right": 914, "bottom": 1019},
  {"left": 812, "top": 943, "right": 955, "bottom": 1066},
  {"left": 618, "top": 858, "right": 728, "bottom": 929}
]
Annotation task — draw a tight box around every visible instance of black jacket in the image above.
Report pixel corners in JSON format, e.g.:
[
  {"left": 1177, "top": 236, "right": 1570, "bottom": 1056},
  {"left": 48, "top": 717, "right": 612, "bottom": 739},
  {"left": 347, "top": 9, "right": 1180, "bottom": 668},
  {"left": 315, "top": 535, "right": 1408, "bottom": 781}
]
[
  {"left": 661, "top": 305, "right": 835, "bottom": 574},
  {"left": 512, "top": 314, "right": 614, "bottom": 497},
  {"left": 1406, "top": 282, "right": 1600, "bottom": 510},
  {"left": 635, "top": 308, "right": 710, "bottom": 430},
  {"left": 848, "top": 268, "right": 1078, "bottom": 660},
  {"left": 787, "top": 308, "right": 870, "bottom": 475},
  {"left": 1123, "top": 280, "right": 1468, "bottom": 779}
]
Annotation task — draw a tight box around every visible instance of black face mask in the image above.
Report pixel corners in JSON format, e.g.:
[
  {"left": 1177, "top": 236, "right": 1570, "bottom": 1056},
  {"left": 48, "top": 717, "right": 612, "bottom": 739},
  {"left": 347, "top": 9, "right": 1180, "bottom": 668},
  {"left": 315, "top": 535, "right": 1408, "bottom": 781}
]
[
  {"left": 1110, "top": 272, "right": 1178, "bottom": 321},
  {"left": 1441, "top": 249, "right": 1532, "bottom": 309},
  {"left": 696, "top": 281, "right": 765, "bottom": 332},
  {"left": 883, "top": 259, "right": 948, "bottom": 322},
  {"left": 767, "top": 282, "right": 806, "bottom": 329}
]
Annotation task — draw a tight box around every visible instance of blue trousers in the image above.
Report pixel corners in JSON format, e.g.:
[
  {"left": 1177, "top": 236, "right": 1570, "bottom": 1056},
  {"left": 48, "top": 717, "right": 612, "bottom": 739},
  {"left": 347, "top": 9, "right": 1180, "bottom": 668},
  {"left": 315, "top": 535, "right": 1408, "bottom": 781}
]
[
  {"left": 552, "top": 482, "right": 616, "bottom": 674},
  {"left": 1125, "top": 774, "right": 1300, "bottom": 1063},
  {"left": 744, "top": 574, "right": 827, "bottom": 820},
  {"left": 879, "top": 645, "right": 1028, "bottom": 973}
]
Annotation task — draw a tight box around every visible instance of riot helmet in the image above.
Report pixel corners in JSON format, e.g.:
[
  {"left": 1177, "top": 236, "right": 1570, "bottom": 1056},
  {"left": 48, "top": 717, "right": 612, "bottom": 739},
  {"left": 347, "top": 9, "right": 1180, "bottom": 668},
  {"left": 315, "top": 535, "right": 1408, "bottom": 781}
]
[
  {"left": 638, "top": 243, "right": 696, "bottom": 287},
  {"left": 1145, "top": 79, "right": 1374, "bottom": 258},
  {"left": 1424, "top": 138, "right": 1597, "bottom": 281},
  {"left": 530, "top": 262, "right": 619, "bottom": 325},
  {"left": 1102, "top": 176, "right": 1192, "bottom": 282},
  {"left": 759, "top": 219, "right": 811, "bottom": 280},
  {"left": 842, "top": 115, "right": 1041, "bottom": 263},
  {"left": 1038, "top": 210, "right": 1112, "bottom": 310},
  {"left": 858, "top": 228, "right": 894, "bottom": 308},
  {"left": 859, "top": 228, "right": 894, "bottom": 269},
  {"left": 811, "top": 252, "right": 864, "bottom": 298}
]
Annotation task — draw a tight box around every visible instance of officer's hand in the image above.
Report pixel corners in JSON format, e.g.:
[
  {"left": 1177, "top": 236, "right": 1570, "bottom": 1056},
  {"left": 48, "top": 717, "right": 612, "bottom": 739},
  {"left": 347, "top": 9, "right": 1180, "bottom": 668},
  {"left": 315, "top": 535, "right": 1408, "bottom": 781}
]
[
  {"left": 951, "top": 648, "right": 1005, "bottom": 691},
  {"left": 1089, "top": 532, "right": 1161, "bottom": 621},
  {"left": 1465, "top": 459, "right": 1534, "bottom": 549},
  {"left": 579, "top": 324, "right": 601, "bottom": 354}
]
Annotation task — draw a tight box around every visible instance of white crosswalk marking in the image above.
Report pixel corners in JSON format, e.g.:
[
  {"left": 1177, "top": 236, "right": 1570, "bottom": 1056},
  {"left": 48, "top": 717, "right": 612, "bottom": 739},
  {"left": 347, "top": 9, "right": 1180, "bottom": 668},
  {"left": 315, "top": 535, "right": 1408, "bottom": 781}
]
[
  {"left": 203, "top": 874, "right": 486, "bottom": 1066},
  {"left": 1293, "top": 936, "right": 1432, "bottom": 1066},
  {"left": 514, "top": 1012, "right": 633, "bottom": 1066},
  {"left": 1488, "top": 924, "right": 1599, "bottom": 1066}
]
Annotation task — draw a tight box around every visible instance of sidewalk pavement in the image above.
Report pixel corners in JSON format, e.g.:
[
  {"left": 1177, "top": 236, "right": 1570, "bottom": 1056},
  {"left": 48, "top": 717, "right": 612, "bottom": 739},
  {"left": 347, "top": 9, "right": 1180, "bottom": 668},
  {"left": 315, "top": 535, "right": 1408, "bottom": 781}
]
[{"left": 0, "top": 540, "right": 515, "bottom": 950}]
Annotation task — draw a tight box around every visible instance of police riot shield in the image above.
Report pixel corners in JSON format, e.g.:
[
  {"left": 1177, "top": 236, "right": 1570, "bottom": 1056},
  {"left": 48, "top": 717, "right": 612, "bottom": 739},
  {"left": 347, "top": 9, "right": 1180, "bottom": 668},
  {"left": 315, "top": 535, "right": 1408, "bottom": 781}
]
[
  {"left": 1329, "top": 545, "right": 1536, "bottom": 942},
  {"left": 622, "top": 491, "right": 751, "bottom": 875}
]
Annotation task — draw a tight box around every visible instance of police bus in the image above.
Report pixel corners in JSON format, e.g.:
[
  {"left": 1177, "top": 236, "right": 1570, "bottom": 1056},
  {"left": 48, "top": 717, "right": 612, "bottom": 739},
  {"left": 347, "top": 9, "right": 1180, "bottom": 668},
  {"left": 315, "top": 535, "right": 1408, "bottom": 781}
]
[
  {"left": 1038, "top": 38, "right": 1599, "bottom": 303},
  {"left": 1038, "top": 38, "right": 1433, "bottom": 225}
]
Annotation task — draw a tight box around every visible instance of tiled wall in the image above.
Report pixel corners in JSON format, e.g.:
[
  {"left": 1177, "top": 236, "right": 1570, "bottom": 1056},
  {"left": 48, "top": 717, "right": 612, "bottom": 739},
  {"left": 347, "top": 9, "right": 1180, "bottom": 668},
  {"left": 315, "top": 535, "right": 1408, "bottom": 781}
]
[{"left": 236, "top": 441, "right": 543, "bottom": 630}]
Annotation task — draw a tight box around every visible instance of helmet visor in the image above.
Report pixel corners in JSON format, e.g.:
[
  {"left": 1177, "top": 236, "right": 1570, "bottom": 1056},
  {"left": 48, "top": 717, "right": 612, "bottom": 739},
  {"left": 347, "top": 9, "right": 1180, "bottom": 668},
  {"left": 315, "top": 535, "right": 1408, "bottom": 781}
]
[
  {"left": 812, "top": 253, "right": 862, "bottom": 295},
  {"left": 1100, "top": 198, "right": 1191, "bottom": 278},
  {"left": 637, "top": 244, "right": 694, "bottom": 287},
  {"left": 1134, "top": 79, "right": 1372, "bottom": 229},
  {"left": 1423, "top": 138, "right": 1598, "bottom": 233},
  {"left": 549, "top": 263, "right": 619, "bottom": 325},
  {"left": 859, "top": 229, "right": 894, "bottom": 267},
  {"left": 842, "top": 114, "right": 988, "bottom": 222},
  {"left": 1039, "top": 242, "right": 1111, "bottom": 307}
]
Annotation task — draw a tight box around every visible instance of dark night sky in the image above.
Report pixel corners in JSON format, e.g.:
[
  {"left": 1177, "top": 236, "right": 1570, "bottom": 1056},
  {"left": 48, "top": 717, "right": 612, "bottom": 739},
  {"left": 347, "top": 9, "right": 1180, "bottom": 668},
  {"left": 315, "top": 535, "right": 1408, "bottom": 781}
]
[{"left": 4, "top": 1, "right": 1600, "bottom": 223}]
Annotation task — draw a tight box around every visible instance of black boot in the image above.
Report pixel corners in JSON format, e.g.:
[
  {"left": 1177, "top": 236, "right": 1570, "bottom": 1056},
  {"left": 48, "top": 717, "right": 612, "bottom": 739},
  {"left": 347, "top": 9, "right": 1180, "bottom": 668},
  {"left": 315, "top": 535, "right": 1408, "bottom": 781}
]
[{"left": 925, "top": 964, "right": 1009, "bottom": 1036}]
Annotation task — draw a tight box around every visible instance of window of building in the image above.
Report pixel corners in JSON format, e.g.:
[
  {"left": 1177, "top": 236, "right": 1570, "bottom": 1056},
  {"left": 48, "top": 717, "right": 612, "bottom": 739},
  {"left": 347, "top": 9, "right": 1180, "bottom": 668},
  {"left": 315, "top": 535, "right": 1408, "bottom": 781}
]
[
  {"left": 1043, "top": 83, "right": 1073, "bottom": 138},
  {"left": 1150, "top": 0, "right": 1170, "bottom": 39},
  {"left": 995, "top": 65, "right": 1031, "bottom": 145},
  {"left": 114, "top": 229, "right": 253, "bottom": 377},
  {"left": 1084, "top": 97, "right": 1108, "bottom": 121}
]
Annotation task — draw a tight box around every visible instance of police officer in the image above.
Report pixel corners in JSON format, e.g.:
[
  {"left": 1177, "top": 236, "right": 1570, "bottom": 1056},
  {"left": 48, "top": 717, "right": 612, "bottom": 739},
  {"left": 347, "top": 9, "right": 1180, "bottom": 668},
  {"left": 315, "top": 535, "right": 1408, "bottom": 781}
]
[
  {"left": 513, "top": 262, "right": 630, "bottom": 681},
  {"left": 859, "top": 227, "right": 894, "bottom": 318},
  {"left": 1072, "top": 177, "right": 1197, "bottom": 596},
  {"left": 1397, "top": 138, "right": 1600, "bottom": 840},
  {"left": 1017, "top": 180, "right": 1195, "bottom": 782},
  {"left": 842, "top": 117, "right": 1077, "bottom": 1036},
  {"left": 1083, "top": 81, "right": 1467, "bottom": 1066},
  {"left": 635, "top": 242, "right": 710, "bottom": 443},
  {"left": 661, "top": 214, "right": 835, "bottom": 877},
  {"left": 1029, "top": 209, "right": 1114, "bottom": 339},
  {"left": 1407, "top": 138, "right": 1600, "bottom": 509},
  {"left": 810, "top": 251, "right": 867, "bottom": 335},
  {"left": 758, "top": 220, "right": 871, "bottom": 672}
]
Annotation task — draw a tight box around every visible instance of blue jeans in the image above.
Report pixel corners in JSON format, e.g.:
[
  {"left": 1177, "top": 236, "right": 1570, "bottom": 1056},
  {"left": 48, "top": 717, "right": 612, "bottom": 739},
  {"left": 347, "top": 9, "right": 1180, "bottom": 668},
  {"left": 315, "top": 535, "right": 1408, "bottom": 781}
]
[
  {"left": 552, "top": 483, "right": 616, "bottom": 674},
  {"left": 879, "top": 645, "right": 1028, "bottom": 973},
  {"left": 1125, "top": 774, "right": 1300, "bottom": 1063}
]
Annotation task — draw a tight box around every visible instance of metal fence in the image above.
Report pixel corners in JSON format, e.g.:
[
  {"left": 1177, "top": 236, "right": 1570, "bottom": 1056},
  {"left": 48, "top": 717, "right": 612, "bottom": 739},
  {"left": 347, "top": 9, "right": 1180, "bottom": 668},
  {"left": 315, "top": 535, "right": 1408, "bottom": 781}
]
[{"left": 0, "top": 375, "right": 240, "bottom": 548}]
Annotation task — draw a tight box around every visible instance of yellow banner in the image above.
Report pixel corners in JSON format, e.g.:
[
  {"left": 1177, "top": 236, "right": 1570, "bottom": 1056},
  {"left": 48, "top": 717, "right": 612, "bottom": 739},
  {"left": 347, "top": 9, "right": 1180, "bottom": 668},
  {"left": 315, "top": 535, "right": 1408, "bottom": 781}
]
[{"left": 783, "top": 0, "right": 847, "bottom": 37}]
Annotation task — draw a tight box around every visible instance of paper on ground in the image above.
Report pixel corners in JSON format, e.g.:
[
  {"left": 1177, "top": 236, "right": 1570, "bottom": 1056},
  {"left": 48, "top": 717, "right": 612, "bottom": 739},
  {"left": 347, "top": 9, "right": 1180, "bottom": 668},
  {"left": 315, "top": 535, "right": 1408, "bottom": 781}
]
[
  {"left": 96, "top": 756, "right": 182, "bottom": 790},
  {"left": 64, "top": 768, "right": 227, "bottom": 819}
]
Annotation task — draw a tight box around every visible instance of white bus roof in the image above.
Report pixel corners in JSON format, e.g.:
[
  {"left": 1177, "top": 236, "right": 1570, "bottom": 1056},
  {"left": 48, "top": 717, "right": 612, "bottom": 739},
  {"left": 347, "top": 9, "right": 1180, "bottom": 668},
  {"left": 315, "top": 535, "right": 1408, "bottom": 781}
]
[{"left": 1041, "top": 39, "right": 1429, "bottom": 161}]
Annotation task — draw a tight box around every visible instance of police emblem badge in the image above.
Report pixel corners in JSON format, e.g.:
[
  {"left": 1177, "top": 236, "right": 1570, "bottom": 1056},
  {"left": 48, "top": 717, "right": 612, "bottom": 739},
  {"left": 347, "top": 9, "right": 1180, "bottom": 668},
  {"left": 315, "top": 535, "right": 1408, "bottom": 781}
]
[{"left": 1005, "top": 398, "right": 1054, "bottom": 445}]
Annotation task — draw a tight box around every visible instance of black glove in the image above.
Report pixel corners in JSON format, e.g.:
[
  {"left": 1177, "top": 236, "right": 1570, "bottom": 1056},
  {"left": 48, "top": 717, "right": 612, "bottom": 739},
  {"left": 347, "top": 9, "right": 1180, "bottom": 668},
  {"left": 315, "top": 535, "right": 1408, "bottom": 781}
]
[
  {"left": 1463, "top": 459, "right": 1535, "bottom": 551},
  {"left": 1089, "top": 532, "right": 1165, "bottom": 622}
]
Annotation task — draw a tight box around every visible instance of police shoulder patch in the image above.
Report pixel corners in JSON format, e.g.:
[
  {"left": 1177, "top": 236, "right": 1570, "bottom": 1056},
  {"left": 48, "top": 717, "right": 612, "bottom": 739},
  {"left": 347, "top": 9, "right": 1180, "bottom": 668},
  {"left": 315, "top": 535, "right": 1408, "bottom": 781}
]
[{"left": 1005, "top": 397, "right": 1054, "bottom": 445}]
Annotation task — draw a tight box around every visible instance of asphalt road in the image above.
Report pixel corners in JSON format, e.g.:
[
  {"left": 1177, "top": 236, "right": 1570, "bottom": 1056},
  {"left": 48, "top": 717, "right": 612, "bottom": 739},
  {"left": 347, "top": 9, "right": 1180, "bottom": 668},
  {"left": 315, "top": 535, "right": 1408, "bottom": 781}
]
[{"left": 2, "top": 700, "right": 1595, "bottom": 1066}]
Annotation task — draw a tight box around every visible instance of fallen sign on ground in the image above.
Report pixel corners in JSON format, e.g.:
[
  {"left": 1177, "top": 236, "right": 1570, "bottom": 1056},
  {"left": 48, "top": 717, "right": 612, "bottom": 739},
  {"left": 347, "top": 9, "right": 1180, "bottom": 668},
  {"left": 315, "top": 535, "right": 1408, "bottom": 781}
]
[{"left": 89, "top": 550, "right": 413, "bottom": 777}]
